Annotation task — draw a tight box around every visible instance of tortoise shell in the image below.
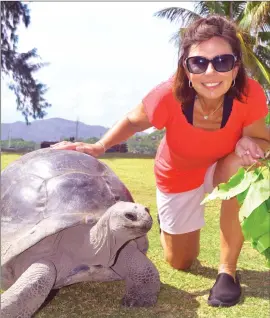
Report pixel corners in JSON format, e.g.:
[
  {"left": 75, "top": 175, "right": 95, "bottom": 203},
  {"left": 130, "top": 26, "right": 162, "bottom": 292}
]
[{"left": 1, "top": 148, "right": 133, "bottom": 265}]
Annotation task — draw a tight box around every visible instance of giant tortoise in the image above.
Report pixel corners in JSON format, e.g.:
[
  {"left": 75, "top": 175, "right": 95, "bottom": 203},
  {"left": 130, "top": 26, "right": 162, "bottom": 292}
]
[{"left": 1, "top": 148, "right": 160, "bottom": 317}]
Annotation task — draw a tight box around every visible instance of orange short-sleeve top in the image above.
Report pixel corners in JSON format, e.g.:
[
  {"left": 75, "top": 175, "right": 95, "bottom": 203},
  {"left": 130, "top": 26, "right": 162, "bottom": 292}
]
[{"left": 142, "top": 77, "right": 268, "bottom": 193}]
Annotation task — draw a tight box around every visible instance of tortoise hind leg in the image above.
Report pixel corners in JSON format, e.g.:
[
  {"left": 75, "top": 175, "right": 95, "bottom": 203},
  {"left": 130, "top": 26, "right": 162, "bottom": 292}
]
[{"left": 1, "top": 260, "right": 56, "bottom": 318}]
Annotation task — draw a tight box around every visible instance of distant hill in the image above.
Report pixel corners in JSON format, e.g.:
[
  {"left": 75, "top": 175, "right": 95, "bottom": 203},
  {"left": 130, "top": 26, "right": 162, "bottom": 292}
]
[{"left": 1, "top": 118, "right": 109, "bottom": 142}]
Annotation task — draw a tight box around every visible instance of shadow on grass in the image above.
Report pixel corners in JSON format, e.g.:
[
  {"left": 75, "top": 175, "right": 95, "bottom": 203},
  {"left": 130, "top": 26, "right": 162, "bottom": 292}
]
[
  {"left": 186, "top": 260, "right": 270, "bottom": 301},
  {"left": 36, "top": 282, "right": 199, "bottom": 318},
  {"left": 15, "top": 264, "right": 270, "bottom": 317}
]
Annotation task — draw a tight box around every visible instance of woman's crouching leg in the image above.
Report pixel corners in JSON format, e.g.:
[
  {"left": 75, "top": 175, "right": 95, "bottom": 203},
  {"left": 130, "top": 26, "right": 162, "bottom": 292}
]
[{"left": 160, "top": 229, "right": 200, "bottom": 270}]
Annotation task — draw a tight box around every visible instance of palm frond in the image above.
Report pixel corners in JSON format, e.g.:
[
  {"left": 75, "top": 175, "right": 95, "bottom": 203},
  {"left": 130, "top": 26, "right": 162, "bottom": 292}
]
[
  {"left": 194, "top": 2, "right": 213, "bottom": 16},
  {"left": 154, "top": 7, "right": 201, "bottom": 27},
  {"left": 169, "top": 28, "right": 186, "bottom": 48},
  {"left": 240, "top": 2, "right": 270, "bottom": 32},
  {"left": 238, "top": 13, "right": 253, "bottom": 30},
  {"left": 261, "top": 24, "right": 270, "bottom": 32},
  {"left": 258, "top": 31, "right": 270, "bottom": 45},
  {"left": 230, "top": 2, "right": 247, "bottom": 20},
  {"left": 237, "top": 32, "right": 249, "bottom": 64},
  {"left": 254, "top": 45, "right": 270, "bottom": 68},
  {"left": 237, "top": 32, "right": 270, "bottom": 84},
  {"left": 247, "top": 1, "right": 270, "bottom": 29}
]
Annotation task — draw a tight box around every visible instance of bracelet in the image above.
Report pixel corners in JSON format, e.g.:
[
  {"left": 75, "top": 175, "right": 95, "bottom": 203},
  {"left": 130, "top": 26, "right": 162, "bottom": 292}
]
[{"left": 97, "top": 141, "right": 106, "bottom": 152}]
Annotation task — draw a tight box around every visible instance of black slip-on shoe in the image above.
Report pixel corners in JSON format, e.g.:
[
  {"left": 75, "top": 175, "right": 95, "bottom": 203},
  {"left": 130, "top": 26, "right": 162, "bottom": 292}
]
[{"left": 208, "top": 272, "right": 241, "bottom": 307}]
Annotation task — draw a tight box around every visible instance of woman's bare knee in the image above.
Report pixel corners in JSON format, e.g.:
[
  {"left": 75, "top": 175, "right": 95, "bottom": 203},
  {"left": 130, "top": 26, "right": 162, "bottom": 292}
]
[
  {"left": 214, "top": 152, "right": 242, "bottom": 186},
  {"left": 161, "top": 230, "right": 200, "bottom": 270}
]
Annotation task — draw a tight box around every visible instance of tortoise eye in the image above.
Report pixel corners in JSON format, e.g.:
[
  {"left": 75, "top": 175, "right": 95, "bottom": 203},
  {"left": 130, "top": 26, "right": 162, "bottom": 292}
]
[{"left": 125, "top": 213, "right": 137, "bottom": 221}]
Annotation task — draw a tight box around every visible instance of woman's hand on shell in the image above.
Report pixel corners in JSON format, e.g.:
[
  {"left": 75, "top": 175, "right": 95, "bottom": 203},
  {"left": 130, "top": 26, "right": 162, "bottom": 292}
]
[{"left": 50, "top": 141, "right": 105, "bottom": 157}]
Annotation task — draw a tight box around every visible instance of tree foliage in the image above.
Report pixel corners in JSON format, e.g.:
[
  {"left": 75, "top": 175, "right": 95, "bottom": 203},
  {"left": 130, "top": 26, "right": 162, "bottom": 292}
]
[
  {"left": 1, "top": 1, "right": 51, "bottom": 124},
  {"left": 127, "top": 130, "right": 165, "bottom": 154},
  {"left": 0, "top": 138, "right": 36, "bottom": 150}
]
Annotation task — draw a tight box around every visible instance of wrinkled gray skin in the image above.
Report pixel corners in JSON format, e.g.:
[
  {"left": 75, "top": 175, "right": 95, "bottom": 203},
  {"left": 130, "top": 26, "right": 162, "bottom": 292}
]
[{"left": 1, "top": 149, "right": 160, "bottom": 318}]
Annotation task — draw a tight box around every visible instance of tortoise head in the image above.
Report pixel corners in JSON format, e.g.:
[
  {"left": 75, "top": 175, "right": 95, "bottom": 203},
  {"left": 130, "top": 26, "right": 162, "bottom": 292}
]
[{"left": 106, "top": 201, "right": 152, "bottom": 240}]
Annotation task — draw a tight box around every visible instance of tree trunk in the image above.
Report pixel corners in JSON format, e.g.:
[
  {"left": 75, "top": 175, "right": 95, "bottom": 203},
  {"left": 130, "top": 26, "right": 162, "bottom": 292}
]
[{"left": 229, "top": 2, "right": 233, "bottom": 20}]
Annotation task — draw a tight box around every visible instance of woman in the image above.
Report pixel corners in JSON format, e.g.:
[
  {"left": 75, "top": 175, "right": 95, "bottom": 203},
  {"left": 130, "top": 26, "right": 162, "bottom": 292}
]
[{"left": 51, "top": 15, "right": 269, "bottom": 307}]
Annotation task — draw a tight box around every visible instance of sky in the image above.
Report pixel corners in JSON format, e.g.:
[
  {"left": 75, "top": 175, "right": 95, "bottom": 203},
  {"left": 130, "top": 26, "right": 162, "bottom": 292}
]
[{"left": 2, "top": 2, "right": 195, "bottom": 128}]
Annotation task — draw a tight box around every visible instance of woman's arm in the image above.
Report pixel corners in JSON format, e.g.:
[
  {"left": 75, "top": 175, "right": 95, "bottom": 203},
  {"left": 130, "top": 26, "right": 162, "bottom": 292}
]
[
  {"left": 98, "top": 102, "right": 152, "bottom": 150},
  {"left": 51, "top": 102, "right": 152, "bottom": 156},
  {"left": 243, "top": 117, "right": 270, "bottom": 153}
]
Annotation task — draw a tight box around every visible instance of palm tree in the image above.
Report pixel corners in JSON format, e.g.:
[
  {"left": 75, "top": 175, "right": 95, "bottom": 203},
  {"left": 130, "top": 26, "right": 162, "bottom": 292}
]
[{"left": 154, "top": 1, "right": 270, "bottom": 101}]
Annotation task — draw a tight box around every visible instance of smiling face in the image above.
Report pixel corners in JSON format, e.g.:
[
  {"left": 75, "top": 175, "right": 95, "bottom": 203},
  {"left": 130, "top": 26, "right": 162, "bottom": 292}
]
[{"left": 184, "top": 36, "right": 239, "bottom": 101}]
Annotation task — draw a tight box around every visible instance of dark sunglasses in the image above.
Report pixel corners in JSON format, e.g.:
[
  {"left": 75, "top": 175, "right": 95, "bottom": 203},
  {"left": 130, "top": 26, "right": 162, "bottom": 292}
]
[{"left": 185, "top": 54, "right": 237, "bottom": 74}]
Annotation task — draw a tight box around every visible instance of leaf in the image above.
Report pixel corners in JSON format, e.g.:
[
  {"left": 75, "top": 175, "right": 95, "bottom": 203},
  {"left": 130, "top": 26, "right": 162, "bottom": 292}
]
[
  {"left": 256, "top": 232, "right": 270, "bottom": 253},
  {"left": 265, "top": 112, "right": 270, "bottom": 125},
  {"left": 251, "top": 240, "right": 270, "bottom": 267},
  {"left": 261, "top": 248, "right": 270, "bottom": 267},
  {"left": 241, "top": 201, "right": 270, "bottom": 240},
  {"left": 219, "top": 167, "right": 246, "bottom": 191},
  {"left": 201, "top": 168, "right": 258, "bottom": 205},
  {"left": 239, "top": 179, "right": 270, "bottom": 222},
  {"left": 201, "top": 161, "right": 269, "bottom": 266},
  {"left": 236, "top": 187, "right": 249, "bottom": 206}
]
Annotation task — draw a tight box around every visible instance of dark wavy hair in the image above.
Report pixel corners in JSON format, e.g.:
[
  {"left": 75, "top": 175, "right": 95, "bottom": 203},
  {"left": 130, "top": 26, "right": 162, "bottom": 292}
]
[{"left": 173, "top": 15, "right": 248, "bottom": 107}]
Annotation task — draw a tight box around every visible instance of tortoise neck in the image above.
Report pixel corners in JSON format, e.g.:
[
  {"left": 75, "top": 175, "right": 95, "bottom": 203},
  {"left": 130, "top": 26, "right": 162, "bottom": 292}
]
[{"left": 89, "top": 215, "right": 121, "bottom": 267}]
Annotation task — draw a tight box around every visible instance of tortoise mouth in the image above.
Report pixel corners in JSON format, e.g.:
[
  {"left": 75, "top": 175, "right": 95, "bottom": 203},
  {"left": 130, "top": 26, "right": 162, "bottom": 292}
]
[{"left": 123, "top": 223, "right": 152, "bottom": 231}]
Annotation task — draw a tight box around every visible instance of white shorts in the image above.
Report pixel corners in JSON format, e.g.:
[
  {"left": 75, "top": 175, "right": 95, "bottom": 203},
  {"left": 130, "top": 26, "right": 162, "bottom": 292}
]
[{"left": 156, "top": 163, "right": 217, "bottom": 235}]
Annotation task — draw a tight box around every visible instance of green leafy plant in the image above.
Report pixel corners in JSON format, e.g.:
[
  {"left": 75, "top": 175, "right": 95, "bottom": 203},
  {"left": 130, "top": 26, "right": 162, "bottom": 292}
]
[{"left": 201, "top": 150, "right": 270, "bottom": 267}]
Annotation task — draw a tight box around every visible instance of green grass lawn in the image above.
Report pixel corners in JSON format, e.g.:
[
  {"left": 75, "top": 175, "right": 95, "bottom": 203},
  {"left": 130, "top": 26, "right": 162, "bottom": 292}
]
[{"left": 1, "top": 153, "right": 269, "bottom": 318}]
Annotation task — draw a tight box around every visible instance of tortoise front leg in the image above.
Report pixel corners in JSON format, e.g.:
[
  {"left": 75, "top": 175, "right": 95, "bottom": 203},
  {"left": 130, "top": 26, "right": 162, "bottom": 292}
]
[
  {"left": 1, "top": 260, "right": 56, "bottom": 318},
  {"left": 111, "top": 241, "right": 160, "bottom": 307}
]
